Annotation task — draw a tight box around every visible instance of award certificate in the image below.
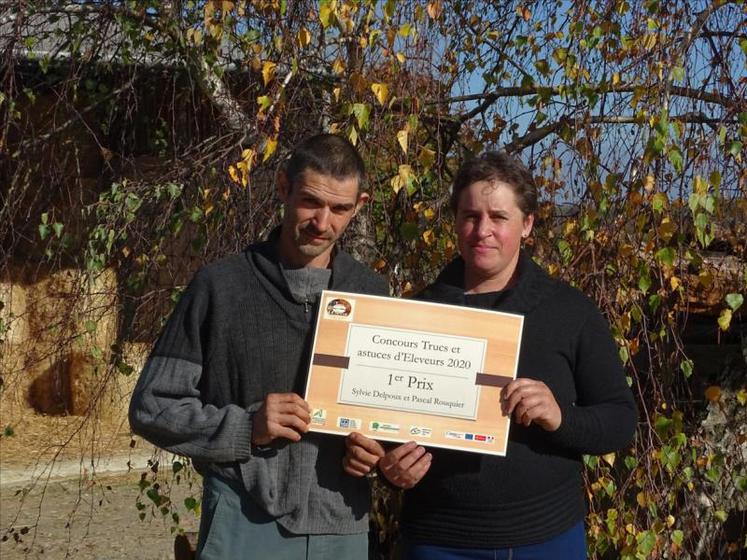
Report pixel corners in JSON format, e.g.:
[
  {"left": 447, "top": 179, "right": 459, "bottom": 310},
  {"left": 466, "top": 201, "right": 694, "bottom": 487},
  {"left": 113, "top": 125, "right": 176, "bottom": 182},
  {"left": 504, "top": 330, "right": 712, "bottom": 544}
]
[{"left": 304, "top": 291, "right": 524, "bottom": 456}]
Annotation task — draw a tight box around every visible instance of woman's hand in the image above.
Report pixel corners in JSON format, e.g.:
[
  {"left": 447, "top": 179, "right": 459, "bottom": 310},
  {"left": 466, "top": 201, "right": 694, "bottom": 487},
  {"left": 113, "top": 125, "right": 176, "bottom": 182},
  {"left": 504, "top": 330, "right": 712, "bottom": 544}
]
[
  {"left": 379, "top": 442, "right": 432, "bottom": 489},
  {"left": 343, "top": 432, "right": 385, "bottom": 477},
  {"left": 502, "top": 379, "right": 562, "bottom": 431}
]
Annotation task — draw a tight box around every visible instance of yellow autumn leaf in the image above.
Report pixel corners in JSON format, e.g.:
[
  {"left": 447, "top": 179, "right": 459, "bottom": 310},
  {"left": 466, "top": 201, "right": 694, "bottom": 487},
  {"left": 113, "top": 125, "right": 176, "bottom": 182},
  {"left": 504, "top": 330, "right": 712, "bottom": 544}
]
[
  {"left": 398, "top": 164, "right": 413, "bottom": 182},
  {"left": 423, "top": 208, "right": 435, "bottom": 220},
  {"left": 396, "top": 52, "right": 405, "bottom": 63},
  {"left": 717, "top": 308, "right": 732, "bottom": 331},
  {"left": 426, "top": 1, "right": 442, "bottom": 19},
  {"left": 694, "top": 174, "right": 707, "bottom": 194},
  {"left": 371, "top": 83, "right": 389, "bottom": 106},
  {"left": 297, "top": 27, "right": 311, "bottom": 48},
  {"left": 636, "top": 492, "right": 647, "bottom": 507},
  {"left": 612, "top": 72, "right": 620, "bottom": 86},
  {"left": 332, "top": 58, "right": 345, "bottom": 75},
  {"left": 602, "top": 452, "right": 616, "bottom": 467},
  {"left": 669, "top": 276, "right": 681, "bottom": 291},
  {"left": 333, "top": 87, "right": 341, "bottom": 102},
  {"left": 319, "top": 4, "right": 333, "bottom": 27},
  {"left": 704, "top": 385, "right": 721, "bottom": 402},
  {"left": 736, "top": 389, "right": 747, "bottom": 406},
  {"left": 263, "top": 137, "right": 278, "bottom": 162},
  {"left": 697, "top": 271, "right": 712, "bottom": 289},
  {"left": 262, "top": 61, "right": 276, "bottom": 86},
  {"left": 228, "top": 164, "right": 240, "bottom": 184},
  {"left": 423, "top": 229, "right": 435, "bottom": 245},
  {"left": 643, "top": 174, "right": 655, "bottom": 192},
  {"left": 397, "top": 128, "right": 409, "bottom": 153},
  {"left": 391, "top": 165, "right": 414, "bottom": 193},
  {"left": 658, "top": 216, "right": 675, "bottom": 242},
  {"left": 643, "top": 33, "right": 657, "bottom": 50},
  {"left": 419, "top": 147, "right": 435, "bottom": 169},
  {"left": 235, "top": 161, "right": 248, "bottom": 187}
]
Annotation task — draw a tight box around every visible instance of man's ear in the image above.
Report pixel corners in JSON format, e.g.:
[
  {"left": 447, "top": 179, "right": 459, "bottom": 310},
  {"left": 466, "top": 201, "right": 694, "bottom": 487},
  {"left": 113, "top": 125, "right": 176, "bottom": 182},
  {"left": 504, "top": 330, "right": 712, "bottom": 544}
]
[
  {"left": 277, "top": 170, "right": 291, "bottom": 202},
  {"left": 353, "top": 192, "right": 370, "bottom": 216}
]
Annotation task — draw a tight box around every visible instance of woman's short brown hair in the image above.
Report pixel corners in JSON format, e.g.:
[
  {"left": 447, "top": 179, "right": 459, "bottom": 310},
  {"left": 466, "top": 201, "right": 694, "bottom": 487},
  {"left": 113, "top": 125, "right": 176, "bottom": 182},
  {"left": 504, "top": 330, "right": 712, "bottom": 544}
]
[{"left": 450, "top": 152, "right": 537, "bottom": 216}]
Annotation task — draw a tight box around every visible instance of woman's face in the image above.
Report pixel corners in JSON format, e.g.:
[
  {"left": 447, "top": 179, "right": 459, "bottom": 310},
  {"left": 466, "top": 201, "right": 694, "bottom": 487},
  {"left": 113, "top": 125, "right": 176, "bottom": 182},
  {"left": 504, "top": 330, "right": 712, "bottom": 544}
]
[{"left": 455, "top": 180, "right": 534, "bottom": 292}]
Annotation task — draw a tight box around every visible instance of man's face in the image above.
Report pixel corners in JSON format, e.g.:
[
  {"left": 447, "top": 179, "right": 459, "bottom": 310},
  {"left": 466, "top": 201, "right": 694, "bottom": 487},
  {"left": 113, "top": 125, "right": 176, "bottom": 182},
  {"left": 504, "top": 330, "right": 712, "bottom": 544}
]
[{"left": 277, "top": 169, "right": 368, "bottom": 268}]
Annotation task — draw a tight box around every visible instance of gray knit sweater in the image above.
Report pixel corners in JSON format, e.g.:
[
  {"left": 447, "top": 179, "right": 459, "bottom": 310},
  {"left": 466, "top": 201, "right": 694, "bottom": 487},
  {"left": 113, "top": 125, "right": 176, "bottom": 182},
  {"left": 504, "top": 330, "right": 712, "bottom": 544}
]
[{"left": 128, "top": 232, "right": 388, "bottom": 535}]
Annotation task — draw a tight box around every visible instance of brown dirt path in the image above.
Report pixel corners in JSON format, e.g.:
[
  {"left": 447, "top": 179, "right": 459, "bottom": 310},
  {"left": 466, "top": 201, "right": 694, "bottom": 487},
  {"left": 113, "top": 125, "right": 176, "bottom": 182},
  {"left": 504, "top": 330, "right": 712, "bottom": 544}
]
[{"left": 1, "top": 470, "right": 201, "bottom": 560}]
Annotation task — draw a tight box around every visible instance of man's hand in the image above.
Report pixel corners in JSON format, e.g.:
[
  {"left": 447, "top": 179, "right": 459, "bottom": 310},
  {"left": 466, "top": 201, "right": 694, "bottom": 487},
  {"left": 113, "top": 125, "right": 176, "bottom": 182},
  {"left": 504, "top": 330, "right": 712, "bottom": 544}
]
[
  {"left": 251, "top": 393, "right": 311, "bottom": 446},
  {"left": 378, "top": 442, "right": 432, "bottom": 489},
  {"left": 501, "top": 378, "right": 562, "bottom": 431},
  {"left": 343, "top": 432, "right": 385, "bottom": 477}
]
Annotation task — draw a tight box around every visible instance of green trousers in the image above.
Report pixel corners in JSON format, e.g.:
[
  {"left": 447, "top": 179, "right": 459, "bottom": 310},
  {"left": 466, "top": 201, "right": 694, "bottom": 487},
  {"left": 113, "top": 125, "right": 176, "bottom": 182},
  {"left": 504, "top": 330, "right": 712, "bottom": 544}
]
[{"left": 196, "top": 475, "right": 368, "bottom": 560}]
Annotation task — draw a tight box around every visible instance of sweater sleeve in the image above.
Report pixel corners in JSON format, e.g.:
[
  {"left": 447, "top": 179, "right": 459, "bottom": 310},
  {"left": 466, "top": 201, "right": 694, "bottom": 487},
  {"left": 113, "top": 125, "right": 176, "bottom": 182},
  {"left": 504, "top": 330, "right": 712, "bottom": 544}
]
[
  {"left": 546, "top": 305, "right": 638, "bottom": 455},
  {"left": 128, "top": 270, "right": 254, "bottom": 463}
]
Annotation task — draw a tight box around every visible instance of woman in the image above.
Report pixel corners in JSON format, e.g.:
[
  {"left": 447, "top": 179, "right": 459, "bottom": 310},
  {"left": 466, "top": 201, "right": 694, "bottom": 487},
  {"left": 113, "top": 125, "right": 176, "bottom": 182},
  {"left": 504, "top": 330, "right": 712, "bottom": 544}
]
[{"left": 344, "top": 151, "right": 637, "bottom": 559}]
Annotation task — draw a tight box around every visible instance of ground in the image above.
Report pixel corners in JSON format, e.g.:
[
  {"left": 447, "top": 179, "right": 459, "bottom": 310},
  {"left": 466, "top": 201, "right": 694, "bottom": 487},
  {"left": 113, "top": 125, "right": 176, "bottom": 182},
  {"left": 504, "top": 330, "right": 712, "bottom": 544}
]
[{"left": 1, "top": 410, "right": 201, "bottom": 560}]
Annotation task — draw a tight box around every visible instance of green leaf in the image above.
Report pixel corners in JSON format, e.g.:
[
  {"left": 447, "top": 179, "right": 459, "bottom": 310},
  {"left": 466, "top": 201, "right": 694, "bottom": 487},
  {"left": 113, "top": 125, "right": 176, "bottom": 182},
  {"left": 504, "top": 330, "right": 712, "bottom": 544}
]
[
  {"left": 655, "top": 247, "right": 675, "bottom": 267},
  {"left": 2, "top": 425, "right": 15, "bottom": 437},
  {"left": 668, "top": 146, "right": 683, "bottom": 173},
  {"left": 557, "top": 239, "right": 572, "bottom": 265},
  {"left": 184, "top": 497, "right": 199, "bottom": 511},
  {"left": 351, "top": 103, "right": 370, "bottom": 130},
  {"left": 637, "top": 530, "right": 657, "bottom": 555},
  {"left": 728, "top": 140, "right": 743, "bottom": 157},
  {"left": 672, "top": 530, "right": 684, "bottom": 545},
  {"left": 714, "top": 510, "right": 728, "bottom": 523},
  {"left": 680, "top": 359, "right": 693, "bottom": 378},
  {"left": 726, "top": 293, "right": 744, "bottom": 311},
  {"left": 638, "top": 272, "right": 652, "bottom": 294},
  {"left": 652, "top": 192, "right": 667, "bottom": 213}
]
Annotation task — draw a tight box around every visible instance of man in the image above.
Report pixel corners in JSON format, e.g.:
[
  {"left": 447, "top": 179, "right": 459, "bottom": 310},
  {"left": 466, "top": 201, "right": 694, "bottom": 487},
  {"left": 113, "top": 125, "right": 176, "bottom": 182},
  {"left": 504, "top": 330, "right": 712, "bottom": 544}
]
[{"left": 129, "top": 134, "right": 388, "bottom": 559}]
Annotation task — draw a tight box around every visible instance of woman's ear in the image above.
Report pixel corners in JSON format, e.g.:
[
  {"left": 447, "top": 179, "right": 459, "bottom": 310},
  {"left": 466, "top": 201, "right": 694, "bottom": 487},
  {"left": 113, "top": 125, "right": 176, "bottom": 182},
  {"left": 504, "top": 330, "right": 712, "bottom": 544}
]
[{"left": 522, "top": 213, "right": 535, "bottom": 238}]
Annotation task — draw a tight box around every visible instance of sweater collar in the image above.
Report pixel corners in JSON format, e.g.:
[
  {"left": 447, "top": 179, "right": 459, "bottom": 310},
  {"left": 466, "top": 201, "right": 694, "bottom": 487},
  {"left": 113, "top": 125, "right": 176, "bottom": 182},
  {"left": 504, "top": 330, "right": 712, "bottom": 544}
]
[
  {"left": 249, "top": 226, "right": 359, "bottom": 296},
  {"left": 423, "top": 250, "right": 554, "bottom": 314}
]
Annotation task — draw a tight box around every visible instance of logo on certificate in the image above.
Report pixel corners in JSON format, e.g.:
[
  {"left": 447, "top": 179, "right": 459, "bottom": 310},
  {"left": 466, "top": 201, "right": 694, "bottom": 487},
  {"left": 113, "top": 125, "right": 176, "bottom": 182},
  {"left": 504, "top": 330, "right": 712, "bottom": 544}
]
[
  {"left": 311, "top": 408, "right": 327, "bottom": 426},
  {"left": 324, "top": 297, "right": 354, "bottom": 321},
  {"left": 409, "top": 426, "right": 433, "bottom": 438},
  {"left": 445, "top": 430, "right": 466, "bottom": 440},
  {"left": 369, "top": 421, "right": 400, "bottom": 434},
  {"left": 337, "top": 416, "right": 362, "bottom": 429}
]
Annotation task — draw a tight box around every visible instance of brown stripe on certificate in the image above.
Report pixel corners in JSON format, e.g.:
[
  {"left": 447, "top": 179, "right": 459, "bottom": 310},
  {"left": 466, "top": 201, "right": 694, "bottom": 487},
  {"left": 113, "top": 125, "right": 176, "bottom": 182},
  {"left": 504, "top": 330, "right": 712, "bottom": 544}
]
[
  {"left": 475, "top": 373, "right": 513, "bottom": 388},
  {"left": 313, "top": 353, "right": 350, "bottom": 369}
]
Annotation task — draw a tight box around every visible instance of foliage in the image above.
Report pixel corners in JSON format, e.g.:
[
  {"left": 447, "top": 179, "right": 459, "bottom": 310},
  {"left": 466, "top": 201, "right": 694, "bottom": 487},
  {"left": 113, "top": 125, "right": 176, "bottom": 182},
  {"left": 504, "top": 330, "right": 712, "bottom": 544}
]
[{"left": 1, "top": 0, "right": 746, "bottom": 558}]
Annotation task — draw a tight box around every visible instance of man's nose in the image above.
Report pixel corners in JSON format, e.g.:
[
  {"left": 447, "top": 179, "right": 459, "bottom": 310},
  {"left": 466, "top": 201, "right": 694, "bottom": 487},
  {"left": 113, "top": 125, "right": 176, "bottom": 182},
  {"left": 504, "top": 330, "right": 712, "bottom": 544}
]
[{"left": 313, "top": 207, "right": 331, "bottom": 231}]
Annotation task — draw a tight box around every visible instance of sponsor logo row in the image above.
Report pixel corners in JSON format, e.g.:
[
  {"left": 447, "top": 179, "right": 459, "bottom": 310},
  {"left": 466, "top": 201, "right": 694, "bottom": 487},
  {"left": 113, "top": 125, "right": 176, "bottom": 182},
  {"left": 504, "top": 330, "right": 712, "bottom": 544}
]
[{"left": 311, "top": 409, "right": 494, "bottom": 444}]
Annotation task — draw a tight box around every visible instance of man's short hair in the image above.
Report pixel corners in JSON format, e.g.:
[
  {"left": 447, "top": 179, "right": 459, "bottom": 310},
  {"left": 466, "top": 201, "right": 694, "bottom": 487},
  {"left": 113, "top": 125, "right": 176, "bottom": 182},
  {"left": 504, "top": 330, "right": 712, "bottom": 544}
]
[{"left": 285, "top": 134, "right": 366, "bottom": 191}]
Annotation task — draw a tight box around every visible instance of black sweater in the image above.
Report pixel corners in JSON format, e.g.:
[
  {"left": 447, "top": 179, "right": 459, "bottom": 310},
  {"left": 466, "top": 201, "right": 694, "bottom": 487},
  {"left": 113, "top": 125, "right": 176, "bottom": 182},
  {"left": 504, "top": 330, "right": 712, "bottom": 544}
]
[{"left": 400, "top": 251, "right": 637, "bottom": 548}]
